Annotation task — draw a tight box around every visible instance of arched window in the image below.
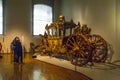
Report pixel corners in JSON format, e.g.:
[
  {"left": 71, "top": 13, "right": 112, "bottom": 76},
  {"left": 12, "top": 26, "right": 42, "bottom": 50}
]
[{"left": 33, "top": 4, "right": 52, "bottom": 35}]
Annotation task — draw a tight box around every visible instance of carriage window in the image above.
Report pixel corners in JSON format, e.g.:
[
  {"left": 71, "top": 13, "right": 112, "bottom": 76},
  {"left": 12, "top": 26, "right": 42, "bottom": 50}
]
[
  {"left": 33, "top": 4, "right": 52, "bottom": 35},
  {"left": 65, "top": 28, "right": 70, "bottom": 36},
  {"left": 0, "top": 0, "right": 3, "bottom": 34},
  {"left": 49, "top": 29, "right": 52, "bottom": 36},
  {"left": 53, "top": 27, "right": 57, "bottom": 36},
  {"left": 60, "top": 30, "right": 63, "bottom": 36}
]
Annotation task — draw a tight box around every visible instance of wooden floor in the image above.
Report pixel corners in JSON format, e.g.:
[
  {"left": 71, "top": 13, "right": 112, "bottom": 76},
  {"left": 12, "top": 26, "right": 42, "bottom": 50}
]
[{"left": 0, "top": 53, "right": 92, "bottom": 80}]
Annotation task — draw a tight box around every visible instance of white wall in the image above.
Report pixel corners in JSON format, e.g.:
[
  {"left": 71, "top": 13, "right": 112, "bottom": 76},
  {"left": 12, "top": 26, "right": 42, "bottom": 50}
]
[
  {"left": 116, "top": 0, "right": 120, "bottom": 61},
  {"left": 0, "top": 0, "right": 40, "bottom": 53},
  {"left": 53, "top": 0, "right": 62, "bottom": 20},
  {"left": 61, "top": 0, "right": 119, "bottom": 61}
]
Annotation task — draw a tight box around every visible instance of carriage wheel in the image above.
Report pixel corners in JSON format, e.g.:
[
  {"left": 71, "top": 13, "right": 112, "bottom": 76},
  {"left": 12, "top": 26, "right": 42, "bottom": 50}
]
[
  {"left": 65, "top": 34, "right": 90, "bottom": 66},
  {"left": 86, "top": 34, "right": 108, "bottom": 62}
]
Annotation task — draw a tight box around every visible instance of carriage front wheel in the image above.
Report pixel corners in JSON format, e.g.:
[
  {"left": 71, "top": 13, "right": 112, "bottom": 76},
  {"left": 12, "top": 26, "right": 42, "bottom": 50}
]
[{"left": 65, "top": 34, "right": 90, "bottom": 66}]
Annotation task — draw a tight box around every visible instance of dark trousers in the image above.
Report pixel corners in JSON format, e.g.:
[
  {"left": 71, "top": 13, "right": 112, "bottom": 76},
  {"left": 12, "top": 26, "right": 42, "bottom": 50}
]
[
  {"left": 14, "top": 53, "right": 18, "bottom": 62},
  {"left": 18, "top": 54, "right": 23, "bottom": 63},
  {"left": 14, "top": 53, "right": 22, "bottom": 63}
]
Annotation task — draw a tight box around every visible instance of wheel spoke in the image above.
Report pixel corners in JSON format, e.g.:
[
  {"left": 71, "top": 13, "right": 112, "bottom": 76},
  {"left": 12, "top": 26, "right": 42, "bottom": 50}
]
[
  {"left": 66, "top": 43, "right": 73, "bottom": 48},
  {"left": 66, "top": 35, "right": 90, "bottom": 66},
  {"left": 71, "top": 37, "right": 76, "bottom": 43}
]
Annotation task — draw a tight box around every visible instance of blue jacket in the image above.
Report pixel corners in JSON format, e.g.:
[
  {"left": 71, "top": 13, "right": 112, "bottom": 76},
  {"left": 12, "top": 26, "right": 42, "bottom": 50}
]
[{"left": 13, "top": 40, "right": 22, "bottom": 56}]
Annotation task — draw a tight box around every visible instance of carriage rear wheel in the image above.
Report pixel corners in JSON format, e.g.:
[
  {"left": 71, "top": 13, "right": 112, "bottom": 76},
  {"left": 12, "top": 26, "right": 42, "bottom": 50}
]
[{"left": 86, "top": 34, "right": 108, "bottom": 62}]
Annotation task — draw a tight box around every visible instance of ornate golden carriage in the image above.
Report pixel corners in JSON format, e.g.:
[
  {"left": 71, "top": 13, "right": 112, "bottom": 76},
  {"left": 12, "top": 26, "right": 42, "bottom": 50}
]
[{"left": 38, "top": 15, "right": 108, "bottom": 66}]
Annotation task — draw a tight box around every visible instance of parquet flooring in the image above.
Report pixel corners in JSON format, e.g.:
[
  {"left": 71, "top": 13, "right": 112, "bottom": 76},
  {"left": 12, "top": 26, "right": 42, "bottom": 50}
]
[{"left": 0, "top": 53, "right": 92, "bottom": 80}]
